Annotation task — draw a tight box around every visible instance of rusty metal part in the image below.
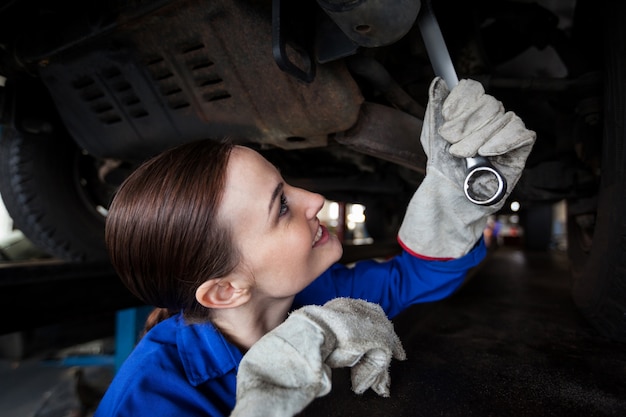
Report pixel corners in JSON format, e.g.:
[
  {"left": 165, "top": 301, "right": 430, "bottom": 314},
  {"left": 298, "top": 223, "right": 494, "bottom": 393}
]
[
  {"left": 37, "top": 0, "right": 364, "bottom": 160},
  {"left": 346, "top": 55, "right": 426, "bottom": 119},
  {"left": 317, "top": 0, "right": 421, "bottom": 47},
  {"left": 334, "top": 102, "right": 427, "bottom": 174}
]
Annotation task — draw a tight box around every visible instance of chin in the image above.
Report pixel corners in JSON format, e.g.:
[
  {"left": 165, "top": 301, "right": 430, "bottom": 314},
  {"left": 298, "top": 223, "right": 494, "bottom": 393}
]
[
  {"left": 333, "top": 244, "right": 344, "bottom": 262},
  {"left": 314, "top": 248, "right": 343, "bottom": 273},
  {"left": 327, "top": 240, "right": 344, "bottom": 265}
]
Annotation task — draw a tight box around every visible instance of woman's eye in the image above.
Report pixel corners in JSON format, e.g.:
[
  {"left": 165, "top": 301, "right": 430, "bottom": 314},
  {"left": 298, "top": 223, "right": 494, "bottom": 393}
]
[{"left": 279, "top": 193, "right": 289, "bottom": 217}]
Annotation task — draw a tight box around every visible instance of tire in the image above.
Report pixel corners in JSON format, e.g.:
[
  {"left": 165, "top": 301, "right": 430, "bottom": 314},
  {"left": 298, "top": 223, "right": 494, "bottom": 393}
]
[
  {"left": 568, "top": 1, "right": 626, "bottom": 342},
  {"left": 0, "top": 127, "right": 110, "bottom": 262}
]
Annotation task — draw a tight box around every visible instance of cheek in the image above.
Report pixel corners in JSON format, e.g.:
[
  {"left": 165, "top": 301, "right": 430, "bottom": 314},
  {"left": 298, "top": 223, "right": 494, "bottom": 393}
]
[
  {"left": 273, "top": 233, "right": 317, "bottom": 279},
  {"left": 278, "top": 234, "right": 313, "bottom": 271},
  {"left": 243, "top": 231, "right": 309, "bottom": 277},
  {"left": 276, "top": 221, "right": 312, "bottom": 253}
]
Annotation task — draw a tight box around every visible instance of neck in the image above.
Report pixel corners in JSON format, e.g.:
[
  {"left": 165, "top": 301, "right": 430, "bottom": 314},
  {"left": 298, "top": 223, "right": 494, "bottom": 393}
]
[{"left": 211, "top": 296, "right": 294, "bottom": 351}]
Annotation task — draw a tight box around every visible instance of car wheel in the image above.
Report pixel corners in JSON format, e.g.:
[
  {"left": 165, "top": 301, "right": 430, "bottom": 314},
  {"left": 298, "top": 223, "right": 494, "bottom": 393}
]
[
  {"left": 0, "top": 127, "right": 111, "bottom": 262},
  {"left": 567, "top": 1, "right": 626, "bottom": 342}
]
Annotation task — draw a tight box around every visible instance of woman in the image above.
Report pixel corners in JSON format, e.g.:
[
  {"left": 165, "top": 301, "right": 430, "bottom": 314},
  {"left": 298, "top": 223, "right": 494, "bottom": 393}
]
[{"left": 94, "top": 78, "right": 535, "bottom": 416}]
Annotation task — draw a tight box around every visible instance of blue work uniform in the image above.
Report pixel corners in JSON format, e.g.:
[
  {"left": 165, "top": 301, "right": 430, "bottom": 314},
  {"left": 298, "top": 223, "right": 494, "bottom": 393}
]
[{"left": 94, "top": 240, "right": 486, "bottom": 417}]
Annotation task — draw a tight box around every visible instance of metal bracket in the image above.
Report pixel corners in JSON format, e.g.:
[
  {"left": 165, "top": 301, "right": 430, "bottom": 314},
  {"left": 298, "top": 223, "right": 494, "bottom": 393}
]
[{"left": 272, "top": 0, "right": 316, "bottom": 83}]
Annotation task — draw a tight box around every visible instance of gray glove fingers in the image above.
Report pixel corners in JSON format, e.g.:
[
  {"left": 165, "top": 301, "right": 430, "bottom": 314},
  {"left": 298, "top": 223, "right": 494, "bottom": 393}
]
[
  {"left": 440, "top": 79, "right": 492, "bottom": 120},
  {"left": 390, "top": 332, "right": 407, "bottom": 361},
  {"left": 441, "top": 79, "right": 484, "bottom": 117},
  {"left": 350, "top": 350, "right": 391, "bottom": 397},
  {"left": 370, "top": 371, "right": 391, "bottom": 397},
  {"left": 477, "top": 112, "right": 537, "bottom": 157},
  {"left": 440, "top": 95, "right": 504, "bottom": 145},
  {"left": 446, "top": 111, "right": 514, "bottom": 158},
  {"left": 299, "top": 298, "right": 406, "bottom": 398}
]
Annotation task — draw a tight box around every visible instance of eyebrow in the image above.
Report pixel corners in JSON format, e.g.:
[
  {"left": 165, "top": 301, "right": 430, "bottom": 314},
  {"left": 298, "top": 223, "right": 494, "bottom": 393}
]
[{"left": 268, "top": 182, "right": 284, "bottom": 217}]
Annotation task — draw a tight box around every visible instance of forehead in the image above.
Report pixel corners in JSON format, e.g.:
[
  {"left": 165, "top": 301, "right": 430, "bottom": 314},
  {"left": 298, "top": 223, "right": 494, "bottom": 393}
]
[
  {"left": 220, "top": 146, "right": 278, "bottom": 208},
  {"left": 228, "top": 145, "right": 277, "bottom": 177}
]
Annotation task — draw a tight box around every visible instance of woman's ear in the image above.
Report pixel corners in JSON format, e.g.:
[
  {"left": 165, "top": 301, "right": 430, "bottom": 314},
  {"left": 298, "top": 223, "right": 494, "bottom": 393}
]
[{"left": 195, "top": 274, "right": 252, "bottom": 309}]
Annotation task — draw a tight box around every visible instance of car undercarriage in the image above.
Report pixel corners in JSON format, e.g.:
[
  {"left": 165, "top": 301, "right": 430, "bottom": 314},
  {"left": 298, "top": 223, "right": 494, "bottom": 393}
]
[{"left": 0, "top": 0, "right": 624, "bottom": 341}]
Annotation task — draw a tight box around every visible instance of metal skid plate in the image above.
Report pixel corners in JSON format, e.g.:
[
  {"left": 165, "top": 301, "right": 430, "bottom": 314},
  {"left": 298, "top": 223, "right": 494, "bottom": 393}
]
[{"left": 37, "top": 0, "right": 364, "bottom": 160}]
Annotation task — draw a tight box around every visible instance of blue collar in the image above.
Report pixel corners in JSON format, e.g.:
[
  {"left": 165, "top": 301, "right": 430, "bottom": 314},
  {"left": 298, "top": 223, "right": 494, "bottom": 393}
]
[{"left": 150, "top": 314, "right": 244, "bottom": 386}]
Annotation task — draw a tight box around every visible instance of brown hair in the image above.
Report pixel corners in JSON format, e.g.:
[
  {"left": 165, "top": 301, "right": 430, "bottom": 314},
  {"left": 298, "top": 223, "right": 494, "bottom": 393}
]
[{"left": 105, "top": 139, "right": 239, "bottom": 326}]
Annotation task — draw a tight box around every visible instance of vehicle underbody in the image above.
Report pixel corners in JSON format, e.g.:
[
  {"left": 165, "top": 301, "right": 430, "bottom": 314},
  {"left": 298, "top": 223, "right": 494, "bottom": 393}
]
[{"left": 0, "top": 0, "right": 624, "bottom": 342}]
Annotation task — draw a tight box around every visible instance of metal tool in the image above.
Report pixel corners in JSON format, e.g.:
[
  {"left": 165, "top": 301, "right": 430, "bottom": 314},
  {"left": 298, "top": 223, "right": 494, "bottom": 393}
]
[{"left": 417, "top": 0, "right": 507, "bottom": 206}]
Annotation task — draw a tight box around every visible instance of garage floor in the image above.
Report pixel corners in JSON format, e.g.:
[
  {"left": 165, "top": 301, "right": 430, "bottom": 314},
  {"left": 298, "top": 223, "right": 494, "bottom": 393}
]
[
  {"left": 2, "top": 245, "right": 626, "bottom": 416},
  {"left": 303, "top": 246, "right": 626, "bottom": 416}
]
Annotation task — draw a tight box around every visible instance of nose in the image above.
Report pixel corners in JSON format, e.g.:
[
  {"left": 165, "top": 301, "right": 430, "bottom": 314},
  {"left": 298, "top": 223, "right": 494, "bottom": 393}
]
[{"left": 298, "top": 188, "right": 325, "bottom": 220}]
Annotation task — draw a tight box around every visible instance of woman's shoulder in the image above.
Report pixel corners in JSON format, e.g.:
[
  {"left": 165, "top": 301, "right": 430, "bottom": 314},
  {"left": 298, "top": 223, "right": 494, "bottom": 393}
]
[{"left": 95, "top": 317, "right": 241, "bottom": 416}]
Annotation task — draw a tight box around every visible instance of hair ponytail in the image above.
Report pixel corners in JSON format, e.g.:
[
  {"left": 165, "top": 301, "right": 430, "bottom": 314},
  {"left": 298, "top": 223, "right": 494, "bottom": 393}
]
[{"left": 141, "top": 307, "right": 179, "bottom": 336}]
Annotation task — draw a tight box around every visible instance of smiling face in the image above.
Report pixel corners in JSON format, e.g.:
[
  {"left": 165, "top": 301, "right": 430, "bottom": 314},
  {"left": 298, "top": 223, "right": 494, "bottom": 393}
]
[{"left": 218, "top": 146, "right": 343, "bottom": 299}]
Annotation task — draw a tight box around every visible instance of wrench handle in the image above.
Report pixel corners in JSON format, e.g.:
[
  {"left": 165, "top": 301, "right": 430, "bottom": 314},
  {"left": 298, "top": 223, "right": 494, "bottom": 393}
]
[
  {"left": 417, "top": 0, "right": 459, "bottom": 89},
  {"left": 417, "top": 0, "right": 507, "bottom": 206}
]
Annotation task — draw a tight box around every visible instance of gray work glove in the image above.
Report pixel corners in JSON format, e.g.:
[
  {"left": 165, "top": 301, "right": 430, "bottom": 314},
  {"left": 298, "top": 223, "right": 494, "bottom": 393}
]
[
  {"left": 229, "top": 298, "right": 406, "bottom": 417},
  {"left": 398, "top": 77, "right": 536, "bottom": 258}
]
